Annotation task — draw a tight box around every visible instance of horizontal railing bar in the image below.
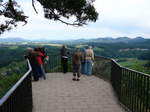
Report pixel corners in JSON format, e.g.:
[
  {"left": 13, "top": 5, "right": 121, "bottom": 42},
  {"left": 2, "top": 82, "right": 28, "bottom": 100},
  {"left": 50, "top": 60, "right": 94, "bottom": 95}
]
[
  {"left": 0, "top": 59, "right": 32, "bottom": 106},
  {"left": 121, "top": 66, "right": 150, "bottom": 78},
  {"left": 111, "top": 59, "right": 122, "bottom": 67},
  {"left": 111, "top": 58, "right": 150, "bottom": 77},
  {"left": 95, "top": 55, "right": 111, "bottom": 60}
]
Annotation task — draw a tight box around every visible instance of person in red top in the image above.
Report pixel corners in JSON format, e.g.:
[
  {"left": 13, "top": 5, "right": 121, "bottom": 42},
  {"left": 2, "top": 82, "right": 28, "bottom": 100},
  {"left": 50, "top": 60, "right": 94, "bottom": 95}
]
[
  {"left": 38, "top": 47, "right": 48, "bottom": 72},
  {"left": 34, "top": 47, "right": 46, "bottom": 80}
]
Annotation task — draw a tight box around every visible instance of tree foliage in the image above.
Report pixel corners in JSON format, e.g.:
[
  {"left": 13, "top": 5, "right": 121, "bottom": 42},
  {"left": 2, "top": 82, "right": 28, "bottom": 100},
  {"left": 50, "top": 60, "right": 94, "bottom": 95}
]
[
  {"left": 0, "top": 0, "right": 98, "bottom": 35},
  {"left": 0, "top": 0, "right": 27, "bottom": 34}
]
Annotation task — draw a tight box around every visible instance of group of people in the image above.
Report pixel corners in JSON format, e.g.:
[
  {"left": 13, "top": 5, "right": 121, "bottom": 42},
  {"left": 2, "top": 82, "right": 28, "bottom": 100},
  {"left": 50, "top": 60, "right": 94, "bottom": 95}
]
[
  {"left": 25, "top": 45, "right": 94, "bottom": 82},
  {"left": 60, "top": 45, "right": 94, "bottom": 81},
  {"left": 25, "top": 47, "right": 47, "bottom": 81}
]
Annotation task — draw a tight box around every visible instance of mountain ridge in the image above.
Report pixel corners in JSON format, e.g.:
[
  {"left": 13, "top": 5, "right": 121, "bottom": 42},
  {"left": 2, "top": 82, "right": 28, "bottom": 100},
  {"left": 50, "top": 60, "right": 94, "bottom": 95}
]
[{"left": 0, "top": 37, "right": 149, "bottom": 44}]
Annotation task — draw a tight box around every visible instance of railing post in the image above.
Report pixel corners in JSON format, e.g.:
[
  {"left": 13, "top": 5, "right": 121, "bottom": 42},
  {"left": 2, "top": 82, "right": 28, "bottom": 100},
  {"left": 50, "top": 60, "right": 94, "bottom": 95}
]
[
  {"left": 111, "top": 60, "right": 122, "bottom": 100},
  {"left": 91, "top": 56, "right": 150, "bottom": 112},
  {"left": 146, "top": 77, "right": 150, "bottom": 112},
  {"left": 25, "top": 72, "right": 33, "bottom": 112}
]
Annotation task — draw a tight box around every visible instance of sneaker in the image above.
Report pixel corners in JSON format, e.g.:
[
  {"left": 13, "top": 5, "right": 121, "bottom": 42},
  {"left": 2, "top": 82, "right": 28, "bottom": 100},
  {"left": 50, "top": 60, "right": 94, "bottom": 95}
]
[
  {"left": 76, "top": 78, "right": 80, "bottom": 81},
  {"left": 43, "top": 76, "right": 46, "bottom": 80},
  {"left": 34, "top": 79, "right": 39, "bottom": 81},
  {"left": 72, "top": 78, "right": 76, "bottom": 81}
]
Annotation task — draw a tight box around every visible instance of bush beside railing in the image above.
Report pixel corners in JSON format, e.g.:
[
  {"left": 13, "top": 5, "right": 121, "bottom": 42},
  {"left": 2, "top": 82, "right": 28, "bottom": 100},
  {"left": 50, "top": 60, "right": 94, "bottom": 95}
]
[
  {"left": 0, "top": 61, "right": 27, "bottom": 98},
  {"left": 93, "top": 56, "right": 111, "bottom": 81}
]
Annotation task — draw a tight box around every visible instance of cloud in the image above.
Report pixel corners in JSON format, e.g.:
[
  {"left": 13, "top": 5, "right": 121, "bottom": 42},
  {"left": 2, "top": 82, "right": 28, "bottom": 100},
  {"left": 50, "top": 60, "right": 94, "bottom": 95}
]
[
  {"left": 95, "top": 0, "right": 150, "bottom": 28},
  {"left": 1, "top": 0, "right": 150, "bottom": 39}
]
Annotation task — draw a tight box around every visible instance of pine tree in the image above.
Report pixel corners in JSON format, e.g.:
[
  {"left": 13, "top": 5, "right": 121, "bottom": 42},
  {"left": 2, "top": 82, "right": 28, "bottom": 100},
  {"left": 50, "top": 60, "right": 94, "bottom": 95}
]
[{"left": 0, "top": 0, "right": 98, "bottom": 35}]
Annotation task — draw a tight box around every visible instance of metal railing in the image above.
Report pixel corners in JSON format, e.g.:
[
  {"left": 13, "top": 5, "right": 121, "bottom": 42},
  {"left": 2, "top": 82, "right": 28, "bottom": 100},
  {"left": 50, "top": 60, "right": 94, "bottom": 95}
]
[
  {"left": 93, "top": 56, "right": 111, "bottom": 81},
  {"left": 42, "top": 54, "right": 150, "bottom": 112},
  {"left": 1, "top": 54, "right": 149, "bottom": 112},
  {"left": 45, "top": 54, "right": 72, "bottom": 73},
  {"left": 46, "top": 54, "right": 150, "bottom": 112},
  {"left": 0, "top": 60, "right": 32, "bottom": 112},
  {"left": 93, "top": 56, "right": 150, "bottom": 112},
  {"left": 111, "top": 60, "right": 150, "bottom": 112}
]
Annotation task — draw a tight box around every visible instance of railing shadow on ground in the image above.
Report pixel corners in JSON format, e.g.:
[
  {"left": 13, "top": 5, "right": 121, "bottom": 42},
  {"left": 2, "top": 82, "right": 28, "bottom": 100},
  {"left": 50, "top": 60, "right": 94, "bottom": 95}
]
[{"left": 0, "top": 60, "right": 32, "bottom": 112}]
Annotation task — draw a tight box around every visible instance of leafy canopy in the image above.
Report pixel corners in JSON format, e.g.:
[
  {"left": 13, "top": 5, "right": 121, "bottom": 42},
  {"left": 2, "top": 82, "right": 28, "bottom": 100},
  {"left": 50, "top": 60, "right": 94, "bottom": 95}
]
[{"left": 0, "top": 0, "right": 98, "bottom": 35}]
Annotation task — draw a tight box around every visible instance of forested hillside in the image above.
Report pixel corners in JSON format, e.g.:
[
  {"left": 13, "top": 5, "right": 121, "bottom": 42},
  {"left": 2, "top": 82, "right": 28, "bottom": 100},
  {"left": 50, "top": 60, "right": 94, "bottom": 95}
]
[
  {"left": 0, "top": 39, "right": 150, "bottom": 98},
  {"left": 87, "top": 42, "right": 150, "bottom": 58},
  {"left": 1, "top": 40, "right": 150, "bottom": 73}
]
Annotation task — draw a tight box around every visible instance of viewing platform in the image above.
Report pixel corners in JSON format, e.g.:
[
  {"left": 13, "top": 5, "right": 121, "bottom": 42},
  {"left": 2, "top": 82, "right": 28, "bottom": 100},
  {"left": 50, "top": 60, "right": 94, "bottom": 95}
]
[
  {"left": 32, "top": 73, "right": 124, "bottom": 112},
  {"left": 0, "top": 56, "right": 150, "bottom": 112}
]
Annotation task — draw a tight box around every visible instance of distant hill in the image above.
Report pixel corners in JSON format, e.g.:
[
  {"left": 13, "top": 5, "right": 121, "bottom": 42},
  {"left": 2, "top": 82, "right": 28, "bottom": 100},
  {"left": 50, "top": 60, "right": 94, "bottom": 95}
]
[
  {"left": 0, "top": 38, "right": 25, "bottom": 43},
  {"left": 84, "top": 37, "right": 148, "bottom": 43},
  {"left": 130, "top": 37, "right": 147, "bottom": 43},
  {"left": 0, "top": 37, "right": 150, "bottom": 44}
]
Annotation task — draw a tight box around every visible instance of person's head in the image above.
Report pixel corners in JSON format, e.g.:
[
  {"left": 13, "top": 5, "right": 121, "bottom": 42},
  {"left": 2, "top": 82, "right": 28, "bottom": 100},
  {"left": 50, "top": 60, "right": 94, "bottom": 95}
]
[
  {"left": 62, "top": 45, "right": 67, "bottom": 49},
  {"left": 62, "top": 45, "right": 65, "bottom": 48},
  {"left": 80, "top": 48, "right": 85, "bottom": 52},
  {"left": 38, "top": 46, "right": 45, "bottom": 53},
  {"left": 34, "top": 47, "right": 39, "bottom": 51},
  {"left": 26, "top": 47, "right": 33, "bottom": 53},
  {"left": 75, "top": 48, "right": 80, "bottom": 52},
  {"left": 88, "top": 46, "right": 92, "bottom": 49}
]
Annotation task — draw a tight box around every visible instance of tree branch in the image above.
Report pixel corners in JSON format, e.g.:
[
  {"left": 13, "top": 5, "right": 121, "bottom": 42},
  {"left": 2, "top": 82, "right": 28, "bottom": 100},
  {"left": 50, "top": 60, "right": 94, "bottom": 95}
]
[
  {"left": 0, "top": 3, "right": 6, "bottom": 8},
  {"left": 32, "top": 0, "right": 38, "bottom": 14},
  {"left": 49, "top": 9, "right": 86, "bottom": 27},
  {"left": 57, "top": 18, "right": 82, "bottom": 27}
]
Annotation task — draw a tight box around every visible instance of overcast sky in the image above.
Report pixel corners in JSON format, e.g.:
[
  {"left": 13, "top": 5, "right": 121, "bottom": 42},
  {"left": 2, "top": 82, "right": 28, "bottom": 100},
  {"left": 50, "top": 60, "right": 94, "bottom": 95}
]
[{"left": 1, "top": 0, "right": 150, "bottom": 40}]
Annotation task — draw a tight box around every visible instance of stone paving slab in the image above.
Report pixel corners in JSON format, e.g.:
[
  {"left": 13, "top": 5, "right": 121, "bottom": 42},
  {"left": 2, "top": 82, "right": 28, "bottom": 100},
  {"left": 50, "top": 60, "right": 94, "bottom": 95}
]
[{"left": 32, "top": 73, "right": 125, "bottom": 112}]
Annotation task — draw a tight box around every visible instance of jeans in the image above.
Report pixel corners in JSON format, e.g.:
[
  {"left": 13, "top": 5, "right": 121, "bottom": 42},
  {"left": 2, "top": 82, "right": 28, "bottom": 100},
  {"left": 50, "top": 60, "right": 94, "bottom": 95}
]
[
  {"left": 40, "top": 64, "right": 46, "bottom": 79},
  {"left": 81, "top": 62, "right": 85, "bottom": 74},
  {"left": 31, "top": 64, "right": 40, "bottom": 81},
  {"left": 84, "top": 60, "right": 92, "bottom": 75}
]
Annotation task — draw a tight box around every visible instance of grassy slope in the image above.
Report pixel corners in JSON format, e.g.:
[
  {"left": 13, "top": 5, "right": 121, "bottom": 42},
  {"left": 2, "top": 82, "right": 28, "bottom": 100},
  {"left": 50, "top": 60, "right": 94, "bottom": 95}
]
[{"left": 117, "top": 58, "right": 150, "bottom": 74}]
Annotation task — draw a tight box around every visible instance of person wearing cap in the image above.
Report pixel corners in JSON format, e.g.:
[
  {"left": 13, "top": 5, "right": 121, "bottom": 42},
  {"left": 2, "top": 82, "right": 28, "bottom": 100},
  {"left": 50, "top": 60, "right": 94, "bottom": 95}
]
[{"left": 84, "top": 46, "right": 94, "bottom": 75}]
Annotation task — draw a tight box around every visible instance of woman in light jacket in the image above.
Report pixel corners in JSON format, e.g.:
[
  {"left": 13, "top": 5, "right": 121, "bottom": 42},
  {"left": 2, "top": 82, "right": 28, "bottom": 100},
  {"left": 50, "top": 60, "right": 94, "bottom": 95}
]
[{"left": 84, "top": 46, "right": 94, "bottom": 75}]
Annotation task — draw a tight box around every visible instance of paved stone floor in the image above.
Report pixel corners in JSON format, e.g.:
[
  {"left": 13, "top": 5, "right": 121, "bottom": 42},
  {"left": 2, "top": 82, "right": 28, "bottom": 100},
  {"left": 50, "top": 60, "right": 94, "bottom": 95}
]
[{"left": 32, "top": 73, "right": 125, "bottom": 112}]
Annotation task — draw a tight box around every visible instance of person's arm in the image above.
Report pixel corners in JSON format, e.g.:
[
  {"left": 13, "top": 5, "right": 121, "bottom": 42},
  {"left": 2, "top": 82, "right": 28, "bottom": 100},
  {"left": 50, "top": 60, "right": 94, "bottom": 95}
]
[
  {"left": 72, "top": 55, "right": 75, "bottom": 65},
  {"left": 67, "top": 49, "right": 70, "bottom": 55},
  {"left": 91, "top": 50, "right": 94, "bottom": 61},
  {"left": 24, "top": 54, "right": 28, "bottom": 59}
]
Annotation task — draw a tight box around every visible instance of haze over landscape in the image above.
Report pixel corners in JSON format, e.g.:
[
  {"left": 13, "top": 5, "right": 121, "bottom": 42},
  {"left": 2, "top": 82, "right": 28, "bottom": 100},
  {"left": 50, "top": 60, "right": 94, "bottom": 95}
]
[{"left": 1, "top": 0, "right": 150, "bottom": 40}]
